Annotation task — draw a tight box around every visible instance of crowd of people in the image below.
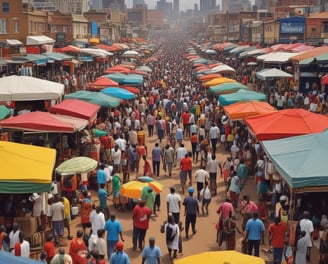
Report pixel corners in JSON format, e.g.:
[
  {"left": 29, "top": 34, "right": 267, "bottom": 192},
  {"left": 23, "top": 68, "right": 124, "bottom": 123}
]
[{"left": 2, "top": 31, "right": 328, "bottom": 264}]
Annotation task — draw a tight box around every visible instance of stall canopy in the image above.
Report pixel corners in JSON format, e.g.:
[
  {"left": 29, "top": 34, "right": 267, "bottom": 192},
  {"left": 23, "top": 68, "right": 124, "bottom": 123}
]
[
  {"left": 218, "top": 89, "right": 266, "bottom": 106},
  {"left": 0, "top": 105, "right": 11, "bottom": 120},
  {"left": 0, "top": 75, "right": 64, "bottom": 101},
  {"left": 49, "top": 99, "right": 100, "bottom": 124},
  {"left": 209, "top": 82, "right": 247, "bottom": 95},
  {"left": 204, "top": 77, "right": 236, "bottom": 87},
  {"left": 256, "top": 68, "right": 293, "bottom": 80},
  {"left": 64, "top": 91, "right": 121, "bottom": 108},
  {"left": 101, "top": 87, "right": 136, "bottom": 100},
  {"left": 26, "top": 35, "right": 55, "bottom": 45},
  {"left": 244, "top": 109, "right": 328, "bottom": 141},
  {"left": 0, "top": 141, "right": 56, "bottom": 193},
  {"left": 262, "top": 129, "right": 328, "bottom": 189},
  {"left": 224, "top": 101, "right": 276, "bottom": 120},
  {"left": 0, "top": 111, "right": 88, "bottom": 133}
]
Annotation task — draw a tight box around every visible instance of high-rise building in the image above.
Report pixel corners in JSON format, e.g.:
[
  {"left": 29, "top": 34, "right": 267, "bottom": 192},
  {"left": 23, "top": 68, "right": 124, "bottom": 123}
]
[
  {"left": 200, "top": 0, "right": 216, "bottom": 13},
  {"left": 32, "top": 0, "right": 89, "bottom": 14},
  {"left": 133, "top": 0, "right": 146, "bottom": 7},
  {"left": 89, "top": 0, "right": 102, "bottom": 9},
  {"left": 254, "top": 0, "right": 269, "bottom": 9},
  {"left": 103, "top": 0, "right": 125, "bottom": 10},
  {"left": 221, "top": 0, "right": 251, "bottom": 12},
  {"left": 173, "top": 0, "right": 179, "bottom": 17},
  {"left": 157, "top": 0, "right": 172, "bottom": 17}
]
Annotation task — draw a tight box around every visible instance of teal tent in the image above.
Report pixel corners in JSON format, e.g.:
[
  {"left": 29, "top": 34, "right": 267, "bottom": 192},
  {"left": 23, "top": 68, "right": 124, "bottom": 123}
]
[
  {"left": 209, "top": 82, "right": 247, "bottom": 95},
  {"left": 0, "top": 105, "right": 11, "bottom": 120},
  {"left": 262, "top": 129, "right": 328, "bottom": 190},
  {"left": 102, "top": 73, "right": 126, "bottom": 83},
  {"left": 101, "top": 87, "right": 136, "bottom": 100},
  {"left": 218, "top": 89, "right": 266, "bottom": 106},
  {"left": 64, "top": 91, "right": 120, "bottom": 107}
]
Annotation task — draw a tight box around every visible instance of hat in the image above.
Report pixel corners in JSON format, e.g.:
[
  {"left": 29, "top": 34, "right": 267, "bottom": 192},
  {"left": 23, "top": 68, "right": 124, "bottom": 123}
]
[
  {"left": 280, "top": 195, "right": 288, "bottom": 202},
  {"left": 188, "top": 187, "right": 194, "bottom": 193},
  {"left": 116, "top": 241, "right": 124, "bottom": 251}
]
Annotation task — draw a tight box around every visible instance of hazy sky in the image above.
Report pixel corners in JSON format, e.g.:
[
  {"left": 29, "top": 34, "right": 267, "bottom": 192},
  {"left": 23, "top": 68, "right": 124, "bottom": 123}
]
[{"left": 126, "top": 0, "right": 255, "bottom": 11}]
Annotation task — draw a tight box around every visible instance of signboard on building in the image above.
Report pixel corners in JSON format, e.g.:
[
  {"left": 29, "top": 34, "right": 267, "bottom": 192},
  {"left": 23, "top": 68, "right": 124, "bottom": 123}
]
[{"left": 279, "top": 17, "right": 305, "bottom": 34}]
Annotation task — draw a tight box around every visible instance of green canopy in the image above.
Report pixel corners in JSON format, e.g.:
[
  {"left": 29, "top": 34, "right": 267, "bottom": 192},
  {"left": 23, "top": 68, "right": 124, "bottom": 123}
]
[
  {"left": 218, "top": 89, "right": 266, "bottom": 106},
  {"left": 0, "top": 105, "right": 11, "bottom": 120},
  {"left": 209, "top": 82, "right": 247, "bottom": 95},
  {"left": 300, "top": 52, "right": 328, "bottom": 65},
  {"left": 64, "top": 91, "right": 120, "bottom": 107}
]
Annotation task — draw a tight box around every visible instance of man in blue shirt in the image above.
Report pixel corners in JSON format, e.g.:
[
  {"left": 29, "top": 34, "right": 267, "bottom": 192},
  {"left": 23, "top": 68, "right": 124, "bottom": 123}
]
[
  {"left": 182, "top": 187, "right": 199, "bottom": 239},
  {"left": 98, "top": 183, "right": 109, "bottom": 220},
  {"left": 110, "top": 241, "right": 130, "bottom": 264},
  {"left": 142, "top": 237, "right": 162, "bottom": 264},
  {"left": 151, "top": 143, "right": 162, "bottom": 177},
  {"left": 97, "top": 163, "right": 106, "bottom": 187},
  {"left": 245, "top": 211, "right": 265, "bottom": 257},
  {"left": 104, "top": 213, "right": 124, "bottom": 260}
]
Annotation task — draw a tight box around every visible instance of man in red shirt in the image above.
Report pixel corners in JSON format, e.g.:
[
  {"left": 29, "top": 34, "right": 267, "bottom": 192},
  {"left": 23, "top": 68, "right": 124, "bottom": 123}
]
[
  {"left": 216, "top": 198, "right": 234, "bottom": 243},
  {"left": 132, "top": 200, "right": 152, "bottom": 251},
  {"left": 143, "top": 155, "right": 152, "bottom": 177},
  {"left": 180, "top": 153, "right": 192, "bottom": 194},
  {"left": 181, "top": 110, "right": 191, "bottom": 139},
  {"left": 268, "top": 217, "right": 287, "bottom": 264}
]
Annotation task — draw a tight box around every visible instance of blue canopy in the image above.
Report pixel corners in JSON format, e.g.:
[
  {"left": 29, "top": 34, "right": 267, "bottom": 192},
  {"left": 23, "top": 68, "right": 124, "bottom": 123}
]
[
  {"left": 101, "top": 87, "right": 136, "bottom": 100},
  {"left": 0, "top": 251, "right": 41, "bottom": 264},
  {"left": 218, "top": 89, "right": 266, "bottom": 106},
  {"left": 262, "top": 129, "right": 328, "bottom": 190}
]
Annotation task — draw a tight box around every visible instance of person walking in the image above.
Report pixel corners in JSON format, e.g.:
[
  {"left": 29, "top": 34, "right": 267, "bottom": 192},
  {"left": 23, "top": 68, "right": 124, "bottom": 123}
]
[
  {"left": 50, "top": 196, "right": 64, "bottom": 246},
  {"left": 104, "top": 213, "right": 124, "bottom": 260},
  {"left": 207, "top": 154, "right": 221, "bottom": 196},
  {"left": 209, "top": 123, "right": 220, "bottom": 153},
  {"left": 194, "top": 166, "right": 209, "bottom": 201},
  {"left": 132, "top": 200, "right": 152, "bottom": 251},
  {"left": 161, "top": 215, "right": 179, "bottom": 260},
  {"left": 245, "top": 212, "right": 265, "bottom": 257},
  {"left": 299, "top": 211, "right": 314, "bottom": 262},
  {"left": 163, "top": 144, "right": 175, "bottom": 177},
  {"left": 295, "top": 231, "right": 307, "bottom": 264},
  {"left": 166, "top": 187, "right": 181, "bottom": 224},
  {"left": 228, "top": 172, "right": 240, "bottom": 209},
  {"left": 182, "top": 187, "right": 199, "bottom": 240},
  {"left": 141, "top": 237, "right": 162, "bottom": 264},
  {"left": 98, "top": 183, "right": 110, "bottom": 220},
  {"left": 199, "top": 181, "right": 211, "bottom": 216},
  {"left": 110, "top": 241, "right": 130, "bottom": 264},
  {"left": 223, "top": 212, "right": 242, "bottom": 250},
  {"left": 268, "top": 217, "right": 287, "bottom": 264},
  {"left": 151, "top": 143, "right": 162, "bottom": 177},
  {"left": 69, "top": 229, "right": 88, "bottom": 264}
]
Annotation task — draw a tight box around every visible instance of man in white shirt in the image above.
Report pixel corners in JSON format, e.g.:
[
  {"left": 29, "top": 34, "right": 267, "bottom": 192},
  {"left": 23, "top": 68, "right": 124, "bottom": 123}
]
[
  {"left": 200, "top": 181, "right": 212, "bottom": 215},
  {"left": 9, "top": 223, "right": 20, "bottom": 254},
  {"left": 207, "top": 154, "right": 222, "bottom": 196},
  {"left": 209, "top": 123, "right": 220, "bottom": 153},
  {"left": 194, "top": 166, "right": 209, "bottom": 200},
  {"left": 111, "top": 144, "right": 122, "bottom": 172},
  {"left": 175, "top": 143, "right": 187, "bottom": 167},
  {"left": 299, "top": 211, "right": 314, "bottom": 262},
  {"left": 89, "top": 206, "right": 106, "bottom": 251},
  {"left": 166, "top": 187, "right": 181, "bottom": 224}
]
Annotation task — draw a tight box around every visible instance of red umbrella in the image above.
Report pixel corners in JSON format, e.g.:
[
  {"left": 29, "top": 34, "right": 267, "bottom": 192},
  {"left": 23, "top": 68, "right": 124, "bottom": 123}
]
[
  {"left": 121, "top": 86, "right": 139, "bottom": 95},
  {"left": 321, "top": 75, "right": 328, "bottom": 85},
  {"left": 90, "top": 77, "right": 118, "bottom": 87},
  {"left": 104, "top": 65, "right": 131, "bottom": 74}
]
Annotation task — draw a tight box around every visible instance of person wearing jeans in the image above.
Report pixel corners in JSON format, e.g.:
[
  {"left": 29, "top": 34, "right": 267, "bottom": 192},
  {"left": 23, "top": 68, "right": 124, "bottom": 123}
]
[{"left": 245, "top": 212, "right": 265, "bottom": 257}]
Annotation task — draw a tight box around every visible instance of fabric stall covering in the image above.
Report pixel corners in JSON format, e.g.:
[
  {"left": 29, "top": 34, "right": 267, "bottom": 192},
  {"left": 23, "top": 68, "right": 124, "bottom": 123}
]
[
  {"left": 198, "top": 73, "right": 222, "bottom": 81},
  {"left": 0, "top": 141, "right": 56, "bottom": 193},
  {"left": 255, "top": 68, "right": 293, "bottom": 80},
  {"left": 102, "top": 73, "right": 127, "bottom": 83},
  {"left": 88, "top": 77, "right": 119, "bottom": 91},
  {"left": 262, "top": 129, "right": 328, "bottom": 190},
  {"left": 64, "top": 91, "right": 121, "bottom": 108},
  {"left": 244, "top": 108, "right": 328, "bottom": 141},
  {"left": 104, "top": 65, "right": 131, "bottom": 74},
  {"left": 101, "top": 87, "right": 136, "bottom": 100},
  {"left": 0, "top": 105, "right": 11, "bottom": 120},
  {"left": 121, "top": 86, "right": 140, "bottom": 95},
  {"left": 209, "top": 82, "right": 247, "bottom": 95},
  {"left": 223, "top": 101, "right": 276, "bottom": 120},
  {"left": 26, "top": 35, "right": 55, "bottom": 45},
  {"left": 49, "top": 99, "right": 100, "bottom": 124},
  {"left": 120, "top": 75, "right": 144, "bottom": 86},
  {"left": 204, "top": 77, "right": 237, "bottom": 87},
  {"left": 218, "top": 89, "right": 266, "bottom": 106},
  {"left": 0, "top": 75, "right": 64, "bottom": 101},
  {"left": 175, "top": 251, "right": 264, "bottom": 264},
  {"left": 0, "top": 111, "right": 87, "bottom": 133},
  {"left": 256, "top": 51, "right": 299, "bottom": 64}
]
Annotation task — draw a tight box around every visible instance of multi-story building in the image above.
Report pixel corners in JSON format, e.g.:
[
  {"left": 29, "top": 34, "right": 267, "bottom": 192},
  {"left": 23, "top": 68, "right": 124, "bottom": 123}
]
[
  {"left": 173, "top": 0, "right": 180, "bottom": 18},
  {"left": 157, "top": 0, "right": 172, "bottom": 17},
  {"left": 89, "top": 0, "right": 103, "bottom": 9},
  {"left": 103, "top": 0, "right": 125, "bottom": 10},
  {"left": 221, "top": 0, "right": 251, "bottom": 12},
  {"left": 200, "top": 0, "right": 216, "bottom": 13},
  {"left": 51, "top": 0, "right": 89, "bottom": 14},
  {"left": 133, "top": 0, "right": 146, "bottom": 7}
]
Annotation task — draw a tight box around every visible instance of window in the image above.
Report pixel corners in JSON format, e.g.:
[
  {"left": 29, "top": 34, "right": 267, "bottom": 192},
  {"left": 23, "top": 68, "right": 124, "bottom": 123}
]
[
  {"left": 0, "top": 19, "right": 7, "bottom": 34},
  {"left": 13, "top": 19, "right": 19, "bottom": 33},
  {"left": 324, "top": 22, "right": 328, "bottom": 33},
  {"left": 2, "top": 2, "right": 9, "bottom": 13}
]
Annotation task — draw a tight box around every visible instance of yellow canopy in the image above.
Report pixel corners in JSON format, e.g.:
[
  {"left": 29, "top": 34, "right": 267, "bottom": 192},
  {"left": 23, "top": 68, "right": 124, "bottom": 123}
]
[
  {"left": 174, "top": 251, "right": 265, "bottom": 264},
  {"left": 0, "top": 141, "right": 56, "bottom": 184},
  {"left": 204, "top": 77, "right": 237, "bottom": 87}
]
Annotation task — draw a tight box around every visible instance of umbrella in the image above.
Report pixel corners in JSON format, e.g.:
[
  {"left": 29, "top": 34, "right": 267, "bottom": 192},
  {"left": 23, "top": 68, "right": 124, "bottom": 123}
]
[
  {"left": 175, "top": 251, "right": 265, "bottom": 264},
  {"left": 55, "top": 156, "right": 98, "bottom": 176},
  {"left": 122, "top": 50, "right": 140, "bottom": 57},
  {"left": 135, "top": 65, "right": 153, "bottom": 73},
  {"left": 101, "top": 87, "right": 136, "bottom": 100},
  {"left": 120, "top": 180, "right": 163, "bottom": 199},
  {"left": 204, "top": 49, "right": 217, "bottom": 55}
]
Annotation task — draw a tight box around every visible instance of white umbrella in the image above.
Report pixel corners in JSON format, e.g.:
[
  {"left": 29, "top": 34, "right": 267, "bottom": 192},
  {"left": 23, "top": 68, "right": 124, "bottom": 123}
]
[
  {"left": 122, "top": 50, "right": 140, "bottom": 57},
  {"left": 136, "top": 65, "right": 153, "bottom": 73},
  {"left": 205, "top": 49, "right": 217, "bottom": 55},
  {"left": 81, "top": 48, "right": 113, "bottom": 57},
  {"left": 210, "top": 64, "right": 236, "bottom": 74}
]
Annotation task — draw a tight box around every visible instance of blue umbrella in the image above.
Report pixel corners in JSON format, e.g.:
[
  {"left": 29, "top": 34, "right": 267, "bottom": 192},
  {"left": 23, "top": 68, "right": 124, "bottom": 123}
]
[{"left": 101, "top": 87, "right": 136, "bottom": 100}]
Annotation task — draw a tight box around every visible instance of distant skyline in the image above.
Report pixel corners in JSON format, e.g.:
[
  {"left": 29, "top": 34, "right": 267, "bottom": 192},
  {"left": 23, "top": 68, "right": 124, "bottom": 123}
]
[{"left": 126, "top": 0, "right": 255, "bottom": 11}]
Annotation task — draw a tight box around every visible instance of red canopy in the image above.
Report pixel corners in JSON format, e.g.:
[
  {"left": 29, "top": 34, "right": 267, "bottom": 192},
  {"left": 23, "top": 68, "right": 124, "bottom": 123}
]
[
  {"left": 56, "top": 45, "right": 80, "bottom": 53},
  {"left": 89, "top": 77, "right": 119, "bottom": 88},
  {"left": 49, "top": 99, "right": 100, "bottom": 124},
  {"left": 104, "top": 65, "right": 131, "bottom": 74},
  {"left": 120, "top": 86, "right": 140, "bottom": 95},
  {"left": 244, "top": 108, "right": 328, "bottom": 140},
  {"left": 0, "top": 111, "right": 85, "bottom": 133}
]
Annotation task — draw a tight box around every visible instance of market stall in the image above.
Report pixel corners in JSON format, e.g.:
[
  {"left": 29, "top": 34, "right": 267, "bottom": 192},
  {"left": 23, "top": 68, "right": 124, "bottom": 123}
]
[
  {"left": 244, "top": 108, "right": 328, "bottom": 141},
  {"left": 218, "top": 89, "right": 266, "bottom": 106}
]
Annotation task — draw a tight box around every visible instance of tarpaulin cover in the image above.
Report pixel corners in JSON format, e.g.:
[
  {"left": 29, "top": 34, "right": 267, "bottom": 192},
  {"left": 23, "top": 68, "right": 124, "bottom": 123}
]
[
  {"left": 218, "top": 89, "right": 266, "bottom": 106},
  {"left": 0, "top": 141, "right": 56, "bottom": 193}
]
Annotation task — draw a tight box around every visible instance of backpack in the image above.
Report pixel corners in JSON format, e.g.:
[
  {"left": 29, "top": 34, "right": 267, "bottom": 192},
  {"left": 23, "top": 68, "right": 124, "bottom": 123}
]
[{"left": 166, "top": 224, "right": 176, "bottom": 242}]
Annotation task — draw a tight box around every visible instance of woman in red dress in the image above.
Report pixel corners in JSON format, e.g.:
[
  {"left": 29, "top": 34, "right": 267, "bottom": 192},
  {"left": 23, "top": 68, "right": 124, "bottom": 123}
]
[{"left": 69, "top": 229, "right": 88, "bottom": 264}]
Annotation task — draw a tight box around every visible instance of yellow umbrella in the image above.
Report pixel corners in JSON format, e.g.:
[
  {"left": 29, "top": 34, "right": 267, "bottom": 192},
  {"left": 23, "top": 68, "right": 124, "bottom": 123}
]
[
  {"left": 120, "top": 180, "right": 163, "bottom": 199},
  {"left": 204, "top": 77, "right": 237, "bottom": 87},
  {"left": 174, "top": 251, "right": 265, "bottom": 264}
]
